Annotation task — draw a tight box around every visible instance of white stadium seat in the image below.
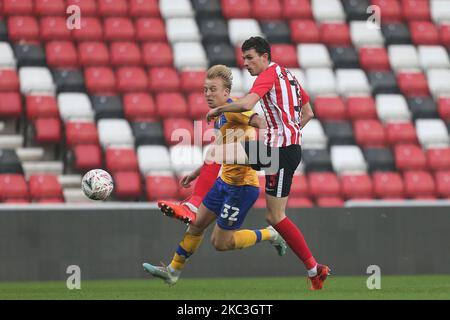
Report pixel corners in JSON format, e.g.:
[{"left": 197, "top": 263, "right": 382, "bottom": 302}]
[
  {"left": 388, "top": 45, "right": 420, "bottom": 72},
  {"left": 15, "top": 148, "right": 44, "bottom": 162},
  {"left": 230, "top": 68, "right": 244, "bottom": 95},
  {"left": 0, "top": 135, "right": 23, "bottom": 149},
  {"left": 138, "top": 145, "right": 172, "bottom": 174},
  {"left": 375, "top": 94, "right": 411, "bottom": 123},
  {"left": 170, "top": 145, "right": 203, "bottom": 174},
  {"left": 416, "top": 119, "right": 450, "bottom": 149},
  {"left": 350, "top": 21, "right": 385, "bottom": 49},
  {"left": 300, "top": 119, "right": 328, "bottom": 149},
  {"left": 57, "top": 93, "right": 94, "bottom": 121},
  {"left": 19, "top": 67, "right": 55, "bottom": 94},
  {"left": 418, "top": 46, "right": 450, "bottom": 69},
  {"left": 311, "top": 0, "right": 346, "bottom": 23},
  {"left": 305, "top": 68, "right": 337, "bottom": 96},
  {"left": 288, "top": 68, "right": 307, "bottom": 91},
  {"left": 431, "top": 0, "right": 450, "bottom": 24},
  {"left": 243, "top": 70, "right": 257, "bottom": 92},
  {"left": 336, "top": 69, "right": 371, "bottom": 96},
  {"left": 22, "top": 161, "right": 64, "bottom": 178},
  {"left": 173, "top": 42, "right": 207, "bottom": 70},
  {"left": 331, "top": 145, "right": 367, "bottom": 175},
  {"left": 297, "top": 44, "right": 332, "bottom": 69},
  {"left": 166, "top": 18, "right": 201, "bottom": 43},
  {"left": 426, "top": 69, "right": 450, "bottom": 97},
  {"left": 228, "top": 19, "right": 263, "bottom": 46},
  {"left": 0, "top": 42, "right": 16, "bottom": 68},
  {"left": 159, "top": 0, "right": 194, "bottom": 18},
  {"left": 98, "top": 119, "right": 134, "bottom": 149}
]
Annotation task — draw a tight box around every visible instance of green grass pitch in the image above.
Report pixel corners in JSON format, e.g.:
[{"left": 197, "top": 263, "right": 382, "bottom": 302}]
[{"left": 0, "top": 275, "right": 449, "bottom": 300}]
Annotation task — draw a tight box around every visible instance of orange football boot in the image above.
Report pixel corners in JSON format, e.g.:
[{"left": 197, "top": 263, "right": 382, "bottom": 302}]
[
  {"left": 157, "top": 200, "right": 196, "bottom": 224},
  {"left": 308, "top": 264, "right": 331, "bottom": 290}
]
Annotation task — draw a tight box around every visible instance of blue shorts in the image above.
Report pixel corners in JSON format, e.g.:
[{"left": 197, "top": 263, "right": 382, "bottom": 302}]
[{"left": 202, "top": 178, "right": 260, "bottom": 230}]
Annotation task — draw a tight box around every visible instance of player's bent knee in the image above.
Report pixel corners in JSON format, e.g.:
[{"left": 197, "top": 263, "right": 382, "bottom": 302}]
[
  {"left": 211, "top": 237, "right": 232, "bottom": 251},
  {"left": 265, "top": 212, "right": 285, "bottom": 226}
]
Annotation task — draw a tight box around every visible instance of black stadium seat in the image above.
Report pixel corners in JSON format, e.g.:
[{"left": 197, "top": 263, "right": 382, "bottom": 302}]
[
  {"left": 92, "top": 95, "right": 124, "bottom": 121},
  {"left": 0, "top": 149, "right": 24, "bottom": 174},
  {"left": 14, "top": 44, "right": 47, "bottom": 67},
  {"left": 363, "top": 147, "right": 396, "bottom": 173},
  {"left": 407, "top": 97, "right": 439, "bottom": 120},
  {"left": 341, "top": 0, "right": 371, "bottom": 21},
  {"left": 381, "top": 23, "right": 411, "bottom": 45},
  {"left": 0, "top": 20, "right": 7, "bottom": 41},
  {"left": 192, "top": 0, "right": 222, "bottom": 19},
  {"left": 52, "top": 69, "right": 86, "bottom": 93},
  {"left": 260, "top": 21, "right": 291, "bottom": 44},
  {"left": 302, "top": 149, "right": 333, "bottom": 173},
  {"left": 323, "top": 121, "right": 355, "bottom": 145},
  {"left": 198, "top": 18, "right": 229, "bottom": 44},
  {"left": 132, "top": 122, "right": 165, "bottom": 147},
  {"left": 329, "top": 47, "right": 359, "bottom": 69},
  {"left": 368, "top": 71, "right": 399, "bottom": 95},
  {"left": 205, "top": 42, "right": 236, "bottom": 67}
]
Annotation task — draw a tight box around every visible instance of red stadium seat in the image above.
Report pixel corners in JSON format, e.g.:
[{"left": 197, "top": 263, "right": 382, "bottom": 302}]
[
  {"left": 34, "top": 118, "right": 62, "bottom": 144},
  {"left": 35, "top": 0, "right": 66, "bottom": 16},
  {"left": 26, "top": 95, "right": 59, "bottom": 120},
  {"left": 66, "top": 0, "right": 97, "bottom": 16},
  {"left": 7, "top": 16, "right": 39, "bottom": 42},
  {"left": 148, "top": 67, "right": 180, "bottom": 92},
  {"left": 394, "top": 144, "right": 427, "bottom": 171},
  {"left": 287, "top": 197, "right": 314, "bottom": 208},
  {"left": 0, "top": 92, "right": 22, "bottom": 118},
  {"left": 0, "top": 69, "right": 19, "bottom": 92},
  {"left": 221, "top": 0, "right": 251, "bottom": 19},
  {"left": 290, "top": 20, "right": 320, "bottom": 44},
  {"left": 106, "top": 148, "right": 139, "bottom": 173},
  {"left": 346, "top": 96, "right": 377, "bottom": 120},
  {"left": 116, "top": 67, "right": 148, "bottom": 93},
  {"left": 65, "top": 121, "right": 99, "bottom": 147},
  {"left": 289, "top": 174, "right": 309, "bottom": 198},
  {"left": 438, "top": 97, "right": 450, "bottom": 121},
  {"left": 385, "top": 122, "right": 418, "bottom": 145},
  {"left": 319, "top": 23, "right": 351, "bottom": 47},
  {"left": 84, "top": 67, "right": 116, "bottom": 94},
  {"left": 123, "top": 93, "right": 157, "bottom": 122},
  {"left": 187, "top": 92, "right": 210, "bottom": 120},
  {"left": 253, "top": 0, "right": 282, "bottom": 20},
  {"left": 4, "top": 199, "right": 31, "bottom": 204},
  {"left": 282, "top": 0, "right": 313, "bottom": 19},
  {"left": 0, "top": 174, "right": 29, "bottom": 201},
  {"left": 403, "top": 171, "right": 436, "bottom": 198},
  {"left": 78, "top": 42, "right": 110, "bottom": 66},
  {"left": 397, "top": 72, "right": 430, "bottom": 97},
  {"left": 40, "top": 17, "right": 72, "bottom": 41},
  {"left": 156, "top": 93, "right": 188, "bottom": 119},
  {"left": 181, "top": 70, "right": 206, "bottom": 93},
  {"left": 313, "top": 96, "right": 347, "bottom": 121},
  {"left": 110, "top": 42, "right": 142, "bottom": 67},
  {"left": 340, "top": 174, "right": 374, "bottom": 199},
  {"left": 372, "top": 171, "right": 405, "bottom": 199},
  {"left": 401, "top": 0, "right": 431, "bottom": 21},
  {"left": 45, "top": 41, "right": 79, "bottom": 68},
  {"left": 3, "top": 0, "right": 33, "bottom": 15},
  {"left": 113, "top": 171, "right": 143, "bottom": 199},
  {"left": 316, "top": 197, "right": 344, "bottom": 207},
  {"left": 271, "top": 44, "right": 298, "bottom": 68},
  {"left": 37, "top": 198, "right": 64, "bottom": 203},
  {"left": 440, "top": 24, "right": 450, "bottom": 49},
  {"left": 129, "top": 0, "right": 160, "bottom": 17},
  {"left": 163, "top": 118, "right": 194, "bottom": 145},
  {"left": 28, "top": 174, "right": 63, "bottom": 201},
  {"left": 73, "top": 144, "right": 102, "bottom": 170},
  {"left": 135, "top": 18, "right": 167, "bottom": 42},
  {"left": 409, "top": 21, "right": 439, "bottom": 45},
  {"left": 435, "top": 171, "right": 450, "bottom": 198},
  {"left": 103, "top": 17, "right": 135, "bottom": 42},
  {"left": 146, "top": 175, "right": 178, "bottom": 201},
  {"left": 97, "top": 0, "right": 128, "bottom": 17},
  {"left": 426, "top": 148, "right": 450, "bottom": 171},
  {"left": 142, "top": 43, "right": 173, "bottom": 67},
  {"left": 353, "top": 119, "right": 387, "bottom": 148},
  {"left": 371, "top": 0, "right": 402, "bottom": 23},
  {"left": 72, "top": 17, "right": 103, "bottom": 42},
  {"left": 235, "top": 46, "right": 245, "bottom": 69},
  {"left": 359, "top": 47, "right": 391, "bottom": 71},
  {"left": 308, "top": 172, "right": 341, "bottom": 198}
]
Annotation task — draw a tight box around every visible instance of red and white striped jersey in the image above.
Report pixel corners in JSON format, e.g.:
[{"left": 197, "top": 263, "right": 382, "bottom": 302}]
[{"left": 249, "top": 62, "right": 310, "bottom": 147}]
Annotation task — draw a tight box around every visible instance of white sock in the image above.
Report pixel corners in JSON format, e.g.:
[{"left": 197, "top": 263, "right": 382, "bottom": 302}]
[
  {"left": 168, "top": 265, "right": 181, "bottom": 277},
  {"left": 183, "top": 202, "right": 198, "bottom": 213},
  {"left": 267, "top": 227, "right": 278, "bottom": 241},
  {"left": 307, "top": 264, "right": 318, "bottom": 277}
]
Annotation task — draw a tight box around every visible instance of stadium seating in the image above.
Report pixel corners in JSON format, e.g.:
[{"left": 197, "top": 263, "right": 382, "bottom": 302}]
[{"left": 0, "top": 0, "right": 449, "bottom": 207}]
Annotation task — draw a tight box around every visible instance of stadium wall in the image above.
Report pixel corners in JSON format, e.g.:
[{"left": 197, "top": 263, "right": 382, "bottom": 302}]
[{"left": 0, "top": 205, "right": 449, "bottom": 282}]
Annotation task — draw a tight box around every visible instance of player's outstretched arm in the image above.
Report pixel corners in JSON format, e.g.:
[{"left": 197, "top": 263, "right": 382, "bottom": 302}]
[
  {"left": 249, "top": 114, "right": 267, "bottom": 129},
  {"left": 206, "top": 93, "right": 260, "bottom": 122},
  {"left": 299, "top": 102, "right": 314, "bottom": 130}
]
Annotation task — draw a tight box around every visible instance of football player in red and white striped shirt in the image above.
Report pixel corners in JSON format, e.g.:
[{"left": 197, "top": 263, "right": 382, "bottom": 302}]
[{"left": 206, "top": 37, "right": 330, "bottom": 290}]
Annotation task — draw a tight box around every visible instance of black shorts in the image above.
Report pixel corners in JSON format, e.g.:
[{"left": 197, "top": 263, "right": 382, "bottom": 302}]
[{"left": 242, "top": 140, "right": 302, "bottom": 198}]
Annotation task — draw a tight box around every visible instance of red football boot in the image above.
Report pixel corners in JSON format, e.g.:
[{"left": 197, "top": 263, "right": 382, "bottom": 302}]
[
  {"left": 308, "top": 264, "right": 331, "bottom": 290},
  {"left": 157, "top": 200, "right": 197, "bottom": 224}
]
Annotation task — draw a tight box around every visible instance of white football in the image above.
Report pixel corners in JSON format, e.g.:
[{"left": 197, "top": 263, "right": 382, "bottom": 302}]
[{"left": 81, "top": 169, "right": 114, "bottom": 201}]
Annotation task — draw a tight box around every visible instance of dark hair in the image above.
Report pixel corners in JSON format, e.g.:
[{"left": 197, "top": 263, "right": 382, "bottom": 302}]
[{"left": 241, "top": 36, "right": 271, "bottom": 62}]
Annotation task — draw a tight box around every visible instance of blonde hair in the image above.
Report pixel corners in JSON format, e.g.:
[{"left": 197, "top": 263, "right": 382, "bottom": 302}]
[{"left": 206, "top": 65, "right": 233, "bottom": 91}]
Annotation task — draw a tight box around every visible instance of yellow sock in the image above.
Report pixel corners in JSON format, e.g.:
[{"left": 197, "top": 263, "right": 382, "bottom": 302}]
[
  {"left": 233, "top": 229, "right": 272, "bottom": 249},
  {"left": 170, "top": 233, "right": 203, "bottom": 271}
]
